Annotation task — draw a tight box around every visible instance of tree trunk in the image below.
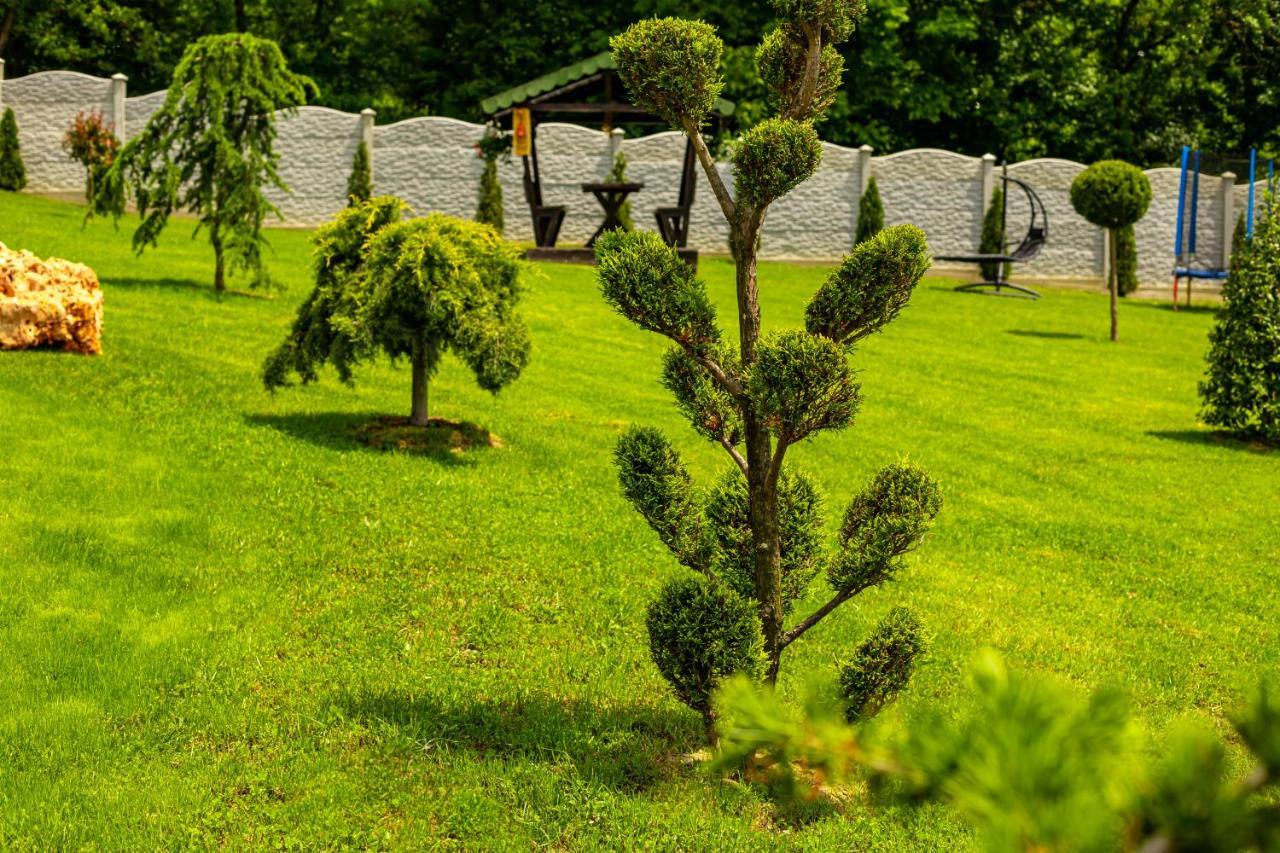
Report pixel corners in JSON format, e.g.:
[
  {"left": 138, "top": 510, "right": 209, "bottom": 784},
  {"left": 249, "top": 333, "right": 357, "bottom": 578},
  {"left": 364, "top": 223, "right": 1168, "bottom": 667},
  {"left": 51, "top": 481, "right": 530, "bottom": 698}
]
[
  {"left": 732, "top": 222, "right": 785, "bottom": 684},
  {"left": 0, "top": 5, "right": 15, "bottom": 58},
  {"left": 410, "top": 343, "right": 430, "bottom": 426},
  {"left": 211, "top": 228, "right": 226, "bottom": 293},
  {"left": 1109, "top": 228, "right": 1119, "bottom": 342}
]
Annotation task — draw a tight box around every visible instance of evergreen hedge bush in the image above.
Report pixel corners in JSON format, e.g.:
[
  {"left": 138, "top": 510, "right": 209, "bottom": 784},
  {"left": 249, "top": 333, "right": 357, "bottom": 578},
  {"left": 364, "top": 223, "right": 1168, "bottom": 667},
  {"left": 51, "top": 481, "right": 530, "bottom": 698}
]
[
  {"left": 0, "top": 108, "right": 26, "bottom": 192},
  {"left": 855, "top": 175, "right": 883, "bottom": 245}
]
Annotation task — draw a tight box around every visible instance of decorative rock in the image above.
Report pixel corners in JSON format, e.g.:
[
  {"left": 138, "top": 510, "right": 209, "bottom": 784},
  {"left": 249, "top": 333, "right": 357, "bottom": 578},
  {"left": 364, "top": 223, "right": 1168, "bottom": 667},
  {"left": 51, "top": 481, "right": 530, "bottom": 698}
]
[{"left": 0, "top": 242, "right": 103, "bottom": 354}]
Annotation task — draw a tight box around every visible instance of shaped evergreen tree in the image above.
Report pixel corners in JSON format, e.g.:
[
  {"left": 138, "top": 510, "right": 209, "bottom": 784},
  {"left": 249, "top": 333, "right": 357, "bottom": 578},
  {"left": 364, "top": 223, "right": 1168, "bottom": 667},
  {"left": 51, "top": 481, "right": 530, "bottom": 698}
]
[
  {"left": 978, "top": 185, "right": 1007, "bottom": 282},
  {"left": 1199, "top": 203, "right": 1280, "bottom": 441},
  {"left": 93, "top": 34, "right": 316, "bottom": 291},
  {"left": 608, "top": 150, "right": 635, "bottom": 231},
  {"left": 347, "top": 141, "right": 373, "bottom": 205},
  {"left": 854, "top": 174, "right": 882, "bottom": 245},
  {"left": 1069, "top": 160, "right": 1151, "bottom": 341},
  {"left": 263, "top": 197, "right": 531, "bottom": 427},
  {"left": 0, "top": 108, "right": 26, "bottom": 191},
  {"left": 474, "top": 132, "right": 508, "bottom": 234},
  {"left": 605, "top": 4, "right": 940, "bottom": 742}
]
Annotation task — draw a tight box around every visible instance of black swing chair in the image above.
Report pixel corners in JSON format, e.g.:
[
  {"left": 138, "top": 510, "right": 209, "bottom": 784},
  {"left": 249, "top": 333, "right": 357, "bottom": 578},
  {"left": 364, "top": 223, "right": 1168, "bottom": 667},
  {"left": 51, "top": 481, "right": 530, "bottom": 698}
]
[{"left": 935, "top": 166, "right": 1049, "bottom": 299}]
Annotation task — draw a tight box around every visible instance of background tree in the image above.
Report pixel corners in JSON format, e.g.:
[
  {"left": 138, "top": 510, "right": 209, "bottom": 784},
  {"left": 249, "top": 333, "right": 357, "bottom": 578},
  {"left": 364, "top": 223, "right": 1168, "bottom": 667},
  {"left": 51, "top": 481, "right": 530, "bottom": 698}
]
[
  {"left": 93, "top": 33, "right": 315, "bottom": 292},
  {"left": 264, "top": 197, "right": 531, "bottom": 427},
  {"left": 1199, "top": 202, "right": 1280, "bottom": 442},
  {"left": 474, "top": 132, "right": 508, "bottom": 234},
  {"left": 854, "top": 174, "right": 882, "bottom": 245},
  {"left": 0, "top": 107, "right": 26, "bottom": 191},
  {"left": 346, "top": 141, "right": 372, "bottom": 205},
  {"left": 604, "top": 4, "right": 939, "bottom": 741},
  {"left": 978, "top": 185, "right": 1006, "bottom": 282},
  {"left": 61, "top": 109, "right": 118, "bottom": 203},
  {"left": 608, "top": 149, "right": 635, "bottom": 231},
  {"left": 1069, "top": 160, "right": 1151, "bottom": 341}
]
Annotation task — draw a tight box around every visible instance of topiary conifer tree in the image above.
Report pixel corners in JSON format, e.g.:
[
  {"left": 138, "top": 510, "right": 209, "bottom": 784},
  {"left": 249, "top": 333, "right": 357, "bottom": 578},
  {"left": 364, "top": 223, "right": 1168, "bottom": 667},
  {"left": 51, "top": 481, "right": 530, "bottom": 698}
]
[
  {"left": 1198, "top": 200, "right": 1280, "bottom": 442},
  {"left": 474, "top": 132, "right": 508, "bottom": 234},
  {"left": 608, "top": 149, "right": 635, "bottom": 231},
  {"left": 263, "top": 197, "right": 531, "bottom": 427},
  {"left": 1069, "top": 160, "right": 1151, "bottom": 341},
  {"left": 978, "top": 185, "right": 1007, "bottom": 282},
  {"left": 854, "top": 174, "right": 882, "bottom": 245},
  {"left": 347, "top": 141, "right": 373, "bottom": 205},
  {"left": 93, "top": 34, "right": 316, "bottom": 292},
  {"left": 0, "top": 108, "right": 26, "bottom": 192},
  {"left": 1232, "top": 210, "right": 1248, "bottom": 263},
  {"left": 604, "top": 5, "right": 940, "bottom": 742}
]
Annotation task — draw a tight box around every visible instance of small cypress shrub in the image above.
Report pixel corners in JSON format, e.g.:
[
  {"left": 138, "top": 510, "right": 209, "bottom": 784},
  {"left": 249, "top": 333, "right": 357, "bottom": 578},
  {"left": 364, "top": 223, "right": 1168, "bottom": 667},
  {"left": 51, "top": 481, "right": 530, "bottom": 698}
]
[
  {"left": 475, "top": 133, "right": 508, "bottom": 234},
  {"left": 608, "top": 149, "right": 634, "bottom": 231},
  {"left": 1232, "top": 210, "right": 1248, "bottom": 263},
  {"left": 346, "top": 141, "right": 372, "bottom": 205},
  {"left": 978, "top": 185, "right": 1007, "bottom": 282},
  {"left": 855, "top": 175, "right": 883, "bottom": 245},
  {"left": 1070, "top": 160, "right": 1152, "bottom": 341},
  {"left": 0, "top": 108, "right": 27, "bottom": 192},
  {"left": 1115, "top": 223, "right": 1138, "bottom": 296},
  {"left": 1199, "top": 203, "right": 1280, "bottom": 441}
]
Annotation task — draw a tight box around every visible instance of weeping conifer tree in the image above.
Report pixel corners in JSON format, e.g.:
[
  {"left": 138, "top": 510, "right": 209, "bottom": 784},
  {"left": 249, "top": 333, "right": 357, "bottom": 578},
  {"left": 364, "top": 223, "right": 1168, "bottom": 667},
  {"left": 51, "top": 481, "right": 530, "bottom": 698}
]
[
  {"left": 604, "top": 3, "right": 941, "bottom": 742},
  {"left": 93, "top": 34, "right": 316, "bottom": 292}
]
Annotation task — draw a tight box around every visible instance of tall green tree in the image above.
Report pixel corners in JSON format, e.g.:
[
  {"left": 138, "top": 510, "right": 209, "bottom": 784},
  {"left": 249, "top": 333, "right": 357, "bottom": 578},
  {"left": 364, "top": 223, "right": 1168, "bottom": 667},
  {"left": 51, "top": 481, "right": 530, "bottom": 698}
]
[
  {"left": 978, "top": 185, "right": 1006, "bottom": 282},
  {"left": 854, "top": 174, "right": 883, "bottom": 245},
  {"left": 0, "top": 107, "right": 25, "bottom": 191},
  {"left": 93, "top": 33, "right": 315, "bottom": 292},
  {"left": 603, "top": 4, "right": 940, "bottom": 740},
  {"left": 346, "top": 140, "right": 372, "bottom": 205}
]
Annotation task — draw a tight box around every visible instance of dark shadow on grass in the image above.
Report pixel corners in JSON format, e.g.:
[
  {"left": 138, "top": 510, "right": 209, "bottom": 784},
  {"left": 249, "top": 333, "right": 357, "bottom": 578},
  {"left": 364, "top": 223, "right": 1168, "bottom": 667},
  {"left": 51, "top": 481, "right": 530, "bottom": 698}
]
[
  {"left": 339, "top": 690, "right": 699, "bottom": 793},
  {"left": 1006, "top": 329, "right": 1085, "bottom": 340},
  {"left": 104, "top": 276, "right": 272, "bottom": 300},
  {"left": 1147, "top": 429, "right": 1275, "bottom": 453},
  {"left": 244, "top": 411, "right": 488, "bottom": 465}
]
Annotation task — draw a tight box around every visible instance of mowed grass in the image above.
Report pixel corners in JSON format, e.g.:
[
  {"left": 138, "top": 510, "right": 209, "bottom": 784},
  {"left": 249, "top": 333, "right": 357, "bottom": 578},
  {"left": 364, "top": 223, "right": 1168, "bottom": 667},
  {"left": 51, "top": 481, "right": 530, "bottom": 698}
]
[{"left": 1, "top": 192, "right": 1276, "bottom": 848}]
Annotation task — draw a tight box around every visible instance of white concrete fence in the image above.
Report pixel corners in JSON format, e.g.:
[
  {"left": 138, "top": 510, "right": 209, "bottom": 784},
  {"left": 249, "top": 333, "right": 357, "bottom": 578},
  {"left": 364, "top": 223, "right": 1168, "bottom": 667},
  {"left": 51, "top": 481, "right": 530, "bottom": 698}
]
[{"left": 1, "top": 62, "right": 1265, "bottom": 288}]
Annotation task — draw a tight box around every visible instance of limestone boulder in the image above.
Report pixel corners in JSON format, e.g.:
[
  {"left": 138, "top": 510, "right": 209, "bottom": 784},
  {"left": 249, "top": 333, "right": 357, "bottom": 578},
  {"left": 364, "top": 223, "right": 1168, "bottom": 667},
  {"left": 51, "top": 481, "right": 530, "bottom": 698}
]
[{"left": 0, "top": 242, "right": 103, "bottom": 355}]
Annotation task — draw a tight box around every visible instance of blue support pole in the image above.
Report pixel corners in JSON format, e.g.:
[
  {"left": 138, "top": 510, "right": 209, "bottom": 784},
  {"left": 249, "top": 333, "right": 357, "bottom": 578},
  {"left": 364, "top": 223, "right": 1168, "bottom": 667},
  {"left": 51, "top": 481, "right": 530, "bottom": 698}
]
[
  {"left": 1247, "top": 148, "right": 1257, "bottom": 240},
  {"left": 1174, "top": 145, "right": 1190, "bottom": 260},
  {"left": 1189, "top": 149, "right": 1201, "bottom": 255}
]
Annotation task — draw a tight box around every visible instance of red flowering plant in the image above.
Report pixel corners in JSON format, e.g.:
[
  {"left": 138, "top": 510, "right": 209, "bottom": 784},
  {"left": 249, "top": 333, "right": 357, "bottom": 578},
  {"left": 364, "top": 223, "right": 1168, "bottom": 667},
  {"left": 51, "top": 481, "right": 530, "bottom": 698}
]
[{"left": 62, "top": 110, "right": 120, "bottom": 202}]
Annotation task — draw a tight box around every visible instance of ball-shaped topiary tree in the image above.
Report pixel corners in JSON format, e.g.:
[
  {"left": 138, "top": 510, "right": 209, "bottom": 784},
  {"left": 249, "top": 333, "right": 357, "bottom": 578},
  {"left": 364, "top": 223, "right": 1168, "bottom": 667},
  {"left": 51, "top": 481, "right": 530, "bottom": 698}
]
[
  {"left": 1069, "top": 160, "right": 1151, "bottom": 341},
  {"left": 1199, "top": 202, "right": 1280, "bottom": 441},
  {"left": 94, "top": 34, "right": 315, "bottom": 292},
  {"left": 604, "top": 4, "right": 942, "bottom": 743},
  {"left": 855, "top": 174, "right": 883, "bottom": 245},
  {"left": 263, "top": 197, "right": 531, "bottom": 427}
]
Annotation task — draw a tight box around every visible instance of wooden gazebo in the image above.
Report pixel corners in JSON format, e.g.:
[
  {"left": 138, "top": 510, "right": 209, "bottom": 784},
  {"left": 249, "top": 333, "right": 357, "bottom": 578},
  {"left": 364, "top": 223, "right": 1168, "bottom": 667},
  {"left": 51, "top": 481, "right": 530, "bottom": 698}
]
[{"left": 481, "top": 52, "right": 734, "bottom": 257}]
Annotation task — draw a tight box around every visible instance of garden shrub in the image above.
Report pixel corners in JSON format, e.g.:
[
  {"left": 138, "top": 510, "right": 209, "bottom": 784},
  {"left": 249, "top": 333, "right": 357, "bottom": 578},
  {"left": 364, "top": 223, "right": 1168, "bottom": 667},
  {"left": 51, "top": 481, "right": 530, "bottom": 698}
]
[
  {"left": 1232, "top": 209, "right": 1247, "bottom": 262},
  {"left": 0, "top": 108, "right": 26, "bottom": 192},
  {"left": 978, "top": 185, "right": 1007, "bottom": 282},
  {"left": 854, "top": 175, "right": 883, "bottom": 245},
  {"left": 93, "top": 33, "right": 315, "bottom": 291},
  {"left": 1199, "top": 202, "right": 1280, "bottom": 441},
  {"left": 608, "top": 149, "right": 634, "bottom": 231},
  {"left": 475, "top": 132, "right": 508, "bottom": 233},
  {"left": 263, "top": 197, "right": 531, "bottom": 426},
  {"left": 1070, "top": 160, "right": 1151, "bottom": 340},
  {"left": 604, "top": 1, "right": 940, "bottom": 742},
  {"left": 347, "top": 141, "right": 372, "bottom": 205},
  {"left": 61, "top": 110, "right": 118, "bottom": 203},
  {"left": 839, "top": 606, "right": 923, "bottom": 721}
]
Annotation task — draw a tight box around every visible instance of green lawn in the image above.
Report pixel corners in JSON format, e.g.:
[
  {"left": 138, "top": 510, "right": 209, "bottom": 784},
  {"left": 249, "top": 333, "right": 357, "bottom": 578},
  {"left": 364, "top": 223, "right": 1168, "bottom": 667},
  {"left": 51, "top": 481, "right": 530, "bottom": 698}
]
[{"left": 1, "top": 192, "right": 1276, "bottom": 849}]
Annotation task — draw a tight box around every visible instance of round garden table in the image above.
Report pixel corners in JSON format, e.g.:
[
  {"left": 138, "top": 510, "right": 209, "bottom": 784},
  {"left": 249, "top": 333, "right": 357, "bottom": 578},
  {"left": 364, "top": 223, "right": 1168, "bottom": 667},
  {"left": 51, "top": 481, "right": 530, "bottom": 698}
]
[{"left": 581, "top": 182, "right": 644, "bottom": 246}]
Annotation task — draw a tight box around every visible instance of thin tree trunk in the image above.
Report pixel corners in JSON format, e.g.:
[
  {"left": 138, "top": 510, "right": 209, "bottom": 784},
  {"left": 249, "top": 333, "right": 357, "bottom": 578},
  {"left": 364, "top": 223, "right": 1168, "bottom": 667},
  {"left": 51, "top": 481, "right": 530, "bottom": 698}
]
[
  {"left": 410, "top": 343, "right": 429, "bottom": 426},
  {"left": 1109, "top": 228, "right": 1119, "bottom": 342},
  {"left": 0, "top": 5, "right": 15, "bottom": 58},
  {"left": 733, "top": 222, "right": 784, "bottom": 683},
  {"left": 211, "top": 228, "right": 226, "bottom": 293}
]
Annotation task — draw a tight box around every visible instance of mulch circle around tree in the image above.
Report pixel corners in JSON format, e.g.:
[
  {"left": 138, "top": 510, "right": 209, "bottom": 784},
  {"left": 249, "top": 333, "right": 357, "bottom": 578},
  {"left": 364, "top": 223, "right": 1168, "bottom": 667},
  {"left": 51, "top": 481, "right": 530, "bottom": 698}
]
[{"left": 353, "top": 416, "right": 503, "bottom": 455}]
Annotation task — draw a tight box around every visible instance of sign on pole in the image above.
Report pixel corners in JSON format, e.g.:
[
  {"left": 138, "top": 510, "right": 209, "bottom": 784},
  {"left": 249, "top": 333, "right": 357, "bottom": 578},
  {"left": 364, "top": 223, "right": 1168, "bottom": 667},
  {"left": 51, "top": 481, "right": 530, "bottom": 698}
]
[{"left": 513, "top": 108, "right": 532, "bottom": 157}]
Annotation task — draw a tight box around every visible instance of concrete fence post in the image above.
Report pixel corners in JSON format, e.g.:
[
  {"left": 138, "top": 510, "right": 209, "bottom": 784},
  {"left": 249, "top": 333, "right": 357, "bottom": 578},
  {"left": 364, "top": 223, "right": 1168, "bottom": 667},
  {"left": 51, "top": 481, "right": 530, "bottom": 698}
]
[
  {"left": 110, "top": 73, "right": 128, "bottom": 139},
  {"left": 857, "top": 144, "right": 873, "bottom": 196},
  {"left": 1220, "top": 172, "right": 1236, "bottom": 267},
  {"left": 980, "top": 153, "right": 996, "bottom": 211},
  {"left": 359, "top": 108, "right": 375, "bottom": 183}
]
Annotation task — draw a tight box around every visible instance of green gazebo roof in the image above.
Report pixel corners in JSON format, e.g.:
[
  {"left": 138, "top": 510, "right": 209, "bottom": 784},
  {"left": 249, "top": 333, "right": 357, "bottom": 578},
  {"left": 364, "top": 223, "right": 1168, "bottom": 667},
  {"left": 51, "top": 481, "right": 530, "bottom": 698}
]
[{"left": 480, "top": 51, "right": 735, "bottom": 117}]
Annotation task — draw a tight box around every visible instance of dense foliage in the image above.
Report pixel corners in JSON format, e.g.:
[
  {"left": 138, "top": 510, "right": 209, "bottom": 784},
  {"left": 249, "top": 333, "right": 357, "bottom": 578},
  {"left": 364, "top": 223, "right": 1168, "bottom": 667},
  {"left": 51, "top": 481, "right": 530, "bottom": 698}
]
[
  {"left": 978, "top": 185, "right": 1006, "bottom": 282},
  {"left": 713, "top": 653, "right": 1280, "bottom": 851},
  {"left": 601, "top": 2, "right": 939, "bottom": 742},
  {"left": 61, "top": 110, "right": 119, "bottom": 203},
  {"left": 854, "top": 174, "right": 882, "bottom": 245},
  {"left": 346, "top": 141, "right": 372, "bottom": 205},
  {"left": 1115, "top": 222, "right": 1138, "bottom": 296},
  {"left": 1070, "top": 160, "right": 1151, "bottom": 340},
  {"left": 1199, "top": 205, "right": 1280, "bottom": 441},
  {"left": 92, "top": 33, "right": 315, "bottom": 291},
  {"left": 263, "top": 197, "right": 531, "bottom": 426},
  {"left": 4, "top": 0, "right": 1279, "bottom": 165},
  {"left": 0, "top": 108, "right": 25, "bottom": 191}
]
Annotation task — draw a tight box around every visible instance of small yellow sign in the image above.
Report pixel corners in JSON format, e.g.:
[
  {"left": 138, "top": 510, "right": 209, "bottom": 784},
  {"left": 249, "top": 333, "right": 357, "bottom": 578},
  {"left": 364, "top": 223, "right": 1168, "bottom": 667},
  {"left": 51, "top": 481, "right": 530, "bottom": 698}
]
[{"left": 512, "top": 108, "right": 532, "bottom": 157}]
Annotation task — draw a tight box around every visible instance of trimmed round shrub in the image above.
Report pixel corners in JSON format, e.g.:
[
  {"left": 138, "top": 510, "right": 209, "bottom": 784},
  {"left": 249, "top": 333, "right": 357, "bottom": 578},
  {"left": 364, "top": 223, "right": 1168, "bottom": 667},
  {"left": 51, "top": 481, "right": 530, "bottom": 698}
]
[
  {"left": 647, "top": 575, "right": 764, "bottom": 726},
  {"left": 1069, "top": 160, "right": 1151, "bottom": 229},
  {"left": 829, "top": 462, "right": 942, "bottom": 592},
  {"left": 611, "top": 19, "right": 724, "bottom": 128},
  {"left": 840, "top": 606, "right": 924, "bottom": 721},
  {"left": 746, "top": 329, "right": 860, "bottom": 441},
  {"left": 733, "top": 118, "right": 822, "bottom": 208}
]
